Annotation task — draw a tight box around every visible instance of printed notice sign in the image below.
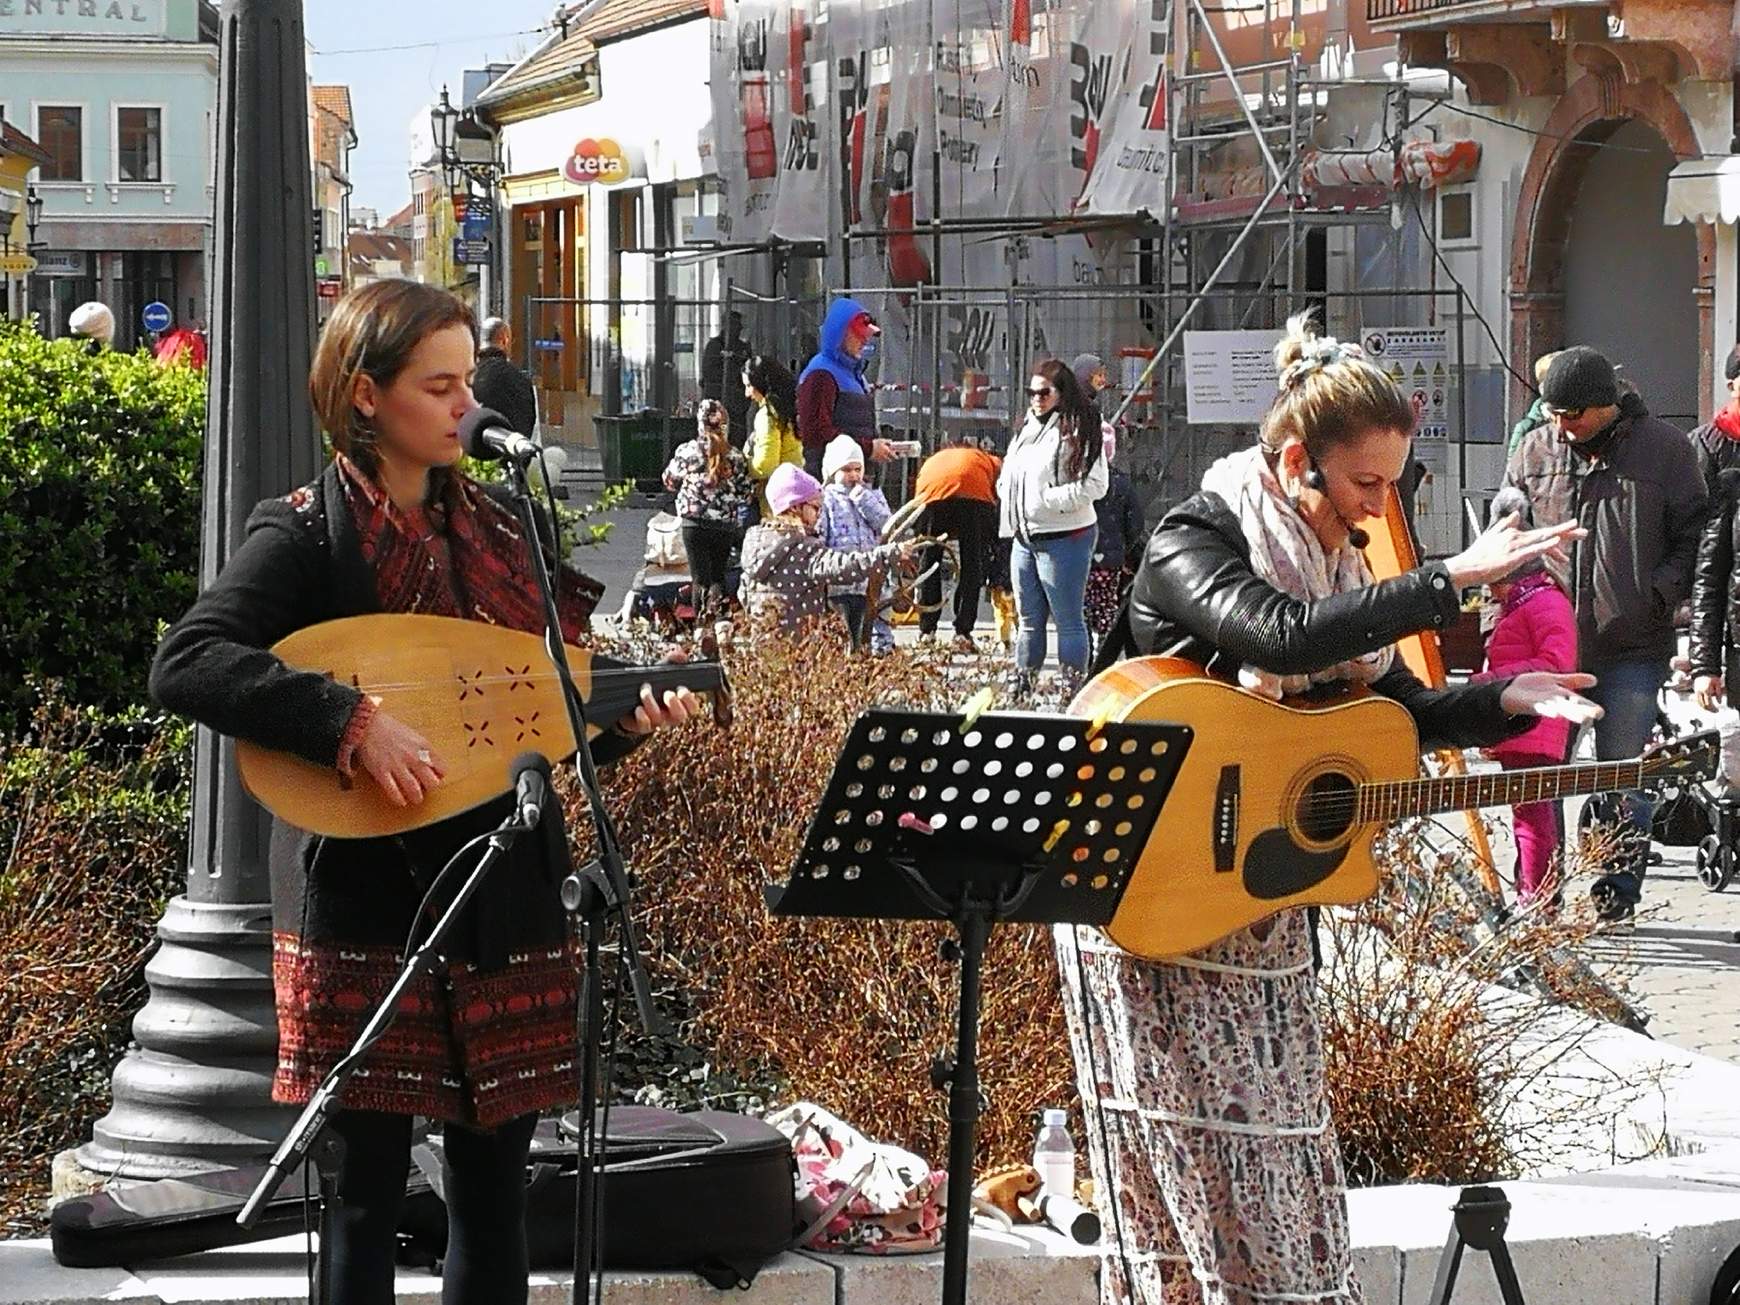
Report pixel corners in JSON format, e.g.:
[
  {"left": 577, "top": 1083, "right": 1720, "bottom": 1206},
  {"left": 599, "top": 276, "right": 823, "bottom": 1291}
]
[
  {"left": 1183, "top": 330, "right": 1279, "bottom": 425},
  {"left": 1361, "top": 328, "right": 1453, "bottom": 440}
]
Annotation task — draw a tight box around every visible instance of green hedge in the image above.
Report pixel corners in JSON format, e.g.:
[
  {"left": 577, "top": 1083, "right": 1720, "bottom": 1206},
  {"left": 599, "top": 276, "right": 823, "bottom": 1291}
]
[{"left": 0, "top": 323, "right": 205, "bottom": 731}]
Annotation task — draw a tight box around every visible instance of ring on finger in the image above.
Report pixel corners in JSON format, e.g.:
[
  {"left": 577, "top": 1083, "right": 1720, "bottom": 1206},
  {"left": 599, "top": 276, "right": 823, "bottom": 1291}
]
[{"left": 416, "top": 749, "right": 433, "bottom": 765}]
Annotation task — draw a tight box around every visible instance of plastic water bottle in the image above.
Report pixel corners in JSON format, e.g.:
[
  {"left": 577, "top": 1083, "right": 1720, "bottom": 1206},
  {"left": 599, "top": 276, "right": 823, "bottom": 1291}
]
[{"left": 1033, "top": 1108, "right": 1076, "bottom": 1199}]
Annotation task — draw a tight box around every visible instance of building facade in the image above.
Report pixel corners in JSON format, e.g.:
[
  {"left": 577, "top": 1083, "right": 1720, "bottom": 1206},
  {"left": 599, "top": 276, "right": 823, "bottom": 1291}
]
[
  {"left": 0, "top": 0, "right": 219, "bottom": 348},
  {"left": 477, "top": 0, "right": 714, "bottom": 445},
  {"left": 0, "top": 119, "right": 49, "bottom": 318},
  {"left": 310, "top": 82, "right": 355, "bottom": 318}
]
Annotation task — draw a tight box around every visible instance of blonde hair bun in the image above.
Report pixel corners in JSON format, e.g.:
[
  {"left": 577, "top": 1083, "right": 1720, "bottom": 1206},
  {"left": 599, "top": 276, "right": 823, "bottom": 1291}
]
[{"left": 1260, "top": 312, "right": 1413, "bottom": 455}]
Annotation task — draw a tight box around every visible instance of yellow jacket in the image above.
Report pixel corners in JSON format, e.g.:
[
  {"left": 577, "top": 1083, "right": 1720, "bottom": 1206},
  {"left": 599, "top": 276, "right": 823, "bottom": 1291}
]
[{"left": 747, "top": 404, "right": 803, "bottom": 513}]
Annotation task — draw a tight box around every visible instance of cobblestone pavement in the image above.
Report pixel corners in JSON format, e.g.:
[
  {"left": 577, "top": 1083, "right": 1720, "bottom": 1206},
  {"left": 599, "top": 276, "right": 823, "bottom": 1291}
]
[{"left": 1576, "top": 841, "right": 1740, "bottom": 1061}]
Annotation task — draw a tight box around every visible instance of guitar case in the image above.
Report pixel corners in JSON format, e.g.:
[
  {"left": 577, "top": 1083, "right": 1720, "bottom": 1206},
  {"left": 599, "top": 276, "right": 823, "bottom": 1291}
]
[
  {"left": 49, "top": 1157, "right": 444, "bottom": 1268},
  {"left": 52, "top": 1107, "right": 797, "bottom": 1287},
  {"left": 401, "top": 1107, "right": 798, "bottom": 1287}
]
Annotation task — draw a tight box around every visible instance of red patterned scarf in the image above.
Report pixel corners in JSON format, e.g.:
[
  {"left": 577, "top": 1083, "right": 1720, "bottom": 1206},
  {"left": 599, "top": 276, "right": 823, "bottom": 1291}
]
[{"left": 336, "top": 454, "right": 601, "bottom": 642}]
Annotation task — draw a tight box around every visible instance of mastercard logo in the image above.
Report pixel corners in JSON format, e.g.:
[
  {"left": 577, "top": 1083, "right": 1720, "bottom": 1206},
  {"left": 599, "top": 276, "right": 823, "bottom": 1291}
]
[{"left": 564, "top": 138, "right": 629, "bottom": 185}]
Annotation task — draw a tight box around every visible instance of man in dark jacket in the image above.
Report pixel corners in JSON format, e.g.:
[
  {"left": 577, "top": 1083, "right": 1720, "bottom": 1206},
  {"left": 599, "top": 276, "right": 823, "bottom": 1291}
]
[
  {"left": 700, "top": 312, "right": 753, "bottom": 445},
  {"left": 471, "top": 317, "right": 537, "bottom": 439},
  {"left": 1504, "top": 346, "right": 1708, "bottom": 916},
  {"left": 1689, "top": 344, "right": 1740, "bottom": 711}
]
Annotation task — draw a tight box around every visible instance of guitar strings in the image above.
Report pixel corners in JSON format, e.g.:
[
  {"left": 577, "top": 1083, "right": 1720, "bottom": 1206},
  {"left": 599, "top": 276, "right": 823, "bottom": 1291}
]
[{"left": 1294, "top": 760, "right": 1647, "bottom": 822}]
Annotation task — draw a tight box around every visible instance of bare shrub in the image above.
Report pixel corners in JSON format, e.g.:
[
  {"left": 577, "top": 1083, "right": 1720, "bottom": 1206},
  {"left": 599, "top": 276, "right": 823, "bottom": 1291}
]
[
  {"left": 0, "top": 697, "right": 190, "bottom": 1232},
  {"left": 586, "top": 623, "right": 1079, "bottom": 1173},
  {"left": 1321, "top": 817, "right": 1648, "bottom": 1187}
]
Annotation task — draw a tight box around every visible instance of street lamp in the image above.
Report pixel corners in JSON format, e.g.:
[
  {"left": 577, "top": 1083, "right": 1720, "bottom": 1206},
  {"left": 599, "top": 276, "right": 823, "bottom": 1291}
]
[
  {"left": 25, "top": 183, "right": 42, "bottom": 249},
  {"left": 430, "top": 86, "right": 459, "bottom": 178}
]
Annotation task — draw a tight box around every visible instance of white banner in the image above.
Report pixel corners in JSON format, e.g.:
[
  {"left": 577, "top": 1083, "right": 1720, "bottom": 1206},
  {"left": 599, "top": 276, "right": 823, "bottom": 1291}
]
[
  {"left": 1075, "top": 0, "right": 1168, "bottom": 217},
  {"left": 769, "top": 0, "right": 830, "bottom": 241}
]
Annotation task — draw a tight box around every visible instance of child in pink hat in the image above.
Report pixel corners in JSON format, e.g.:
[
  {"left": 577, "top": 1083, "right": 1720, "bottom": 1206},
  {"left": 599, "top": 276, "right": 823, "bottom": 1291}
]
[{"left": 741, "top": 464, "right": 913, "bottom": 638}]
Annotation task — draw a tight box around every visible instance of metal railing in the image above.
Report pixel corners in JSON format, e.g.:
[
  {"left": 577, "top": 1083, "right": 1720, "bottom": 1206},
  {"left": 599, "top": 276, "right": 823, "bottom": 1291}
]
[{"left": 1367, "top": 0, "right": 1482, "bottom": 18}]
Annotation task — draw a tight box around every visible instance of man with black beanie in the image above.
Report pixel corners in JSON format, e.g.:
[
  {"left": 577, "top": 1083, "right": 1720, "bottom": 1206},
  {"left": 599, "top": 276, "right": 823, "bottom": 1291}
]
[{"left": 1505, "top": 344, "right": 1708, "bottom": 919}]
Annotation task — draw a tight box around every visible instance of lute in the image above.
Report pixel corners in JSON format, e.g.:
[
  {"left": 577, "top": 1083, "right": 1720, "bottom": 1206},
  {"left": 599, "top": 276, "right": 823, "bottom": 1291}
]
[
  {"left": 235, "top": 613, "right": 729, "bottom": 839},
  {"left": 1070, "top": 656, "right": 1718, "bottom": 959}
]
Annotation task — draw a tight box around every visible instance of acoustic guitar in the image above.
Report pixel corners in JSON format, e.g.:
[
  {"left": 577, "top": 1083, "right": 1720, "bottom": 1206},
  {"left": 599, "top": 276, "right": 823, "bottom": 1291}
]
[
  {"left": 1070, "top": 656, "right": 1718, "bottom": 960},
  {"left": 235, "top": 613, "right": 729, "bottom": 839}
]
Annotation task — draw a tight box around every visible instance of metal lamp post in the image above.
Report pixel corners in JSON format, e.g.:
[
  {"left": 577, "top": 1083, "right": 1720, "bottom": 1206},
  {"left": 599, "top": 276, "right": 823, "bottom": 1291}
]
[
  {"left": 25, "top": 183, "right": 42, "bottom": 248},
  {"left": 75, "top": 0, "right": 319, "bottom": 1181},
  {"left": 431, "top": 86, "right": 502, "bottom": 315}
]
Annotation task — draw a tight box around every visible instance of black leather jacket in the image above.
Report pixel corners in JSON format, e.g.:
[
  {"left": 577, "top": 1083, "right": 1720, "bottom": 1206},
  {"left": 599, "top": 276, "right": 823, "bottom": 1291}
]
[
  {"left": 1689, "top": 420, "right": 1740, "bottom": 683},
  {"left": 1092, "top": 491, "right": 1522, "bottom": 751}
]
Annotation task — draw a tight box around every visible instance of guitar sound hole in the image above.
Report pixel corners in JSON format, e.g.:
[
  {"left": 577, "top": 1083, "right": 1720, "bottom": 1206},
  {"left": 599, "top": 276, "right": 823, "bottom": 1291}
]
[{"left": 1297, "top": 773, "right": 1357, "bottom": 844}]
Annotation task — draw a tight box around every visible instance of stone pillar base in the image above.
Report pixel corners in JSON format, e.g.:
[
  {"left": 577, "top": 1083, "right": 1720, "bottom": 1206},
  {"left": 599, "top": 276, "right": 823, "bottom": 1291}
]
[{"left": 75, "top": 896, "right": 289, "bottom": 1181}]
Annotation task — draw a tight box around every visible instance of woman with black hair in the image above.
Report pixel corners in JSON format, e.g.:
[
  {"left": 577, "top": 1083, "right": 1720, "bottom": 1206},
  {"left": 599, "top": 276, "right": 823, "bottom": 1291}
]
[
  {"left": 996, "top": 357, "right": 1109, "bottom": 694},
  {"left": 743, "top": 353, "right": 803, "bottom": 516}
]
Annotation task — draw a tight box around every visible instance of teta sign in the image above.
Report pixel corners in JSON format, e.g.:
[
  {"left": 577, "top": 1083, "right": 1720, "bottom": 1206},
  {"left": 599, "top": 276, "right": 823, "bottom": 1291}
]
[{"left": 563, "top": 138, "right": 631, "bottom": 187}]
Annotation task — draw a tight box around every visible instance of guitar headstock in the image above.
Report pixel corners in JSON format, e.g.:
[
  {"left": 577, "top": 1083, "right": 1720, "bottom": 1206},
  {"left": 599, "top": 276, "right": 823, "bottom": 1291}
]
[{"left": 1641, "top": 730, "right": 1721, "bottom": 786}]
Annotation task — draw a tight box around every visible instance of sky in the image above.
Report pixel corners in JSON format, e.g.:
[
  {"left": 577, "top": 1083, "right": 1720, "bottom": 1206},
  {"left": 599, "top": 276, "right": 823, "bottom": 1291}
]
[{"left": 304, "top": 0, "right": 560, "bottom": 219}]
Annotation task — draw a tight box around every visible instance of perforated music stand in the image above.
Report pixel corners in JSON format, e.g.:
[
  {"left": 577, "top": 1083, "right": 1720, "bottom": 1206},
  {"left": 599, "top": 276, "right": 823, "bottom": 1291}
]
[{"left": 769, "top": 708, "right": 1192, "bottom": 1305}]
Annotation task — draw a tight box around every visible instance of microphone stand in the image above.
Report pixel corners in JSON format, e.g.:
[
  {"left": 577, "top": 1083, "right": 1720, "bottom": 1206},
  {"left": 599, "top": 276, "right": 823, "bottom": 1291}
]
[
  {"left": 502, "top": 451, "right": 664, "bottom": 1305},
  {"left": 237, "top": 802, "right": 537, "bottom": 1301}
]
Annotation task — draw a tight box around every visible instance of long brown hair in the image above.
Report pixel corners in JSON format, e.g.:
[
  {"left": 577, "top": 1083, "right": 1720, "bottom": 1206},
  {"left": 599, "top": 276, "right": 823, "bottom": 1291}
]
[
  {"left": 1031, "top": 357, "right": 1101, "bottom": 482},
  {"left": 309, "top": 279, "right": 476, "bottom": 475},
  {"left": 696, "top": 398, "right": 730, "bottom": 483}
]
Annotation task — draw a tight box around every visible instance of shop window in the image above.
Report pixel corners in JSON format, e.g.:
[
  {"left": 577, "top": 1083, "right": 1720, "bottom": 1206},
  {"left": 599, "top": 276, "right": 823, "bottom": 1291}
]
[
  {"left": 117, "top": 107, "right": 162, "bottom": 183},
  {"left": 522, "top": 209, "right": 543, "bottom": 245},
  {"left": 612, "top": 189, "right": 641, "bottom": 252},
  {"left": 38, "top": 106, "right": 82, "bottom": 182}
]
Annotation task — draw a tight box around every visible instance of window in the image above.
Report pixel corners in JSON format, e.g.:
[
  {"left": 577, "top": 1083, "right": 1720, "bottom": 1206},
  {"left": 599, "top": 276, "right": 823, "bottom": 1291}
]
[
  {"left": 1438, "top": 188, "right": 1475, "bottom": 245},
  {"left": 38, "top": 106, "right": 82, "bottom": 182},
  {"left": 117, "top": 107, "right": 162, "bottom": 183}
]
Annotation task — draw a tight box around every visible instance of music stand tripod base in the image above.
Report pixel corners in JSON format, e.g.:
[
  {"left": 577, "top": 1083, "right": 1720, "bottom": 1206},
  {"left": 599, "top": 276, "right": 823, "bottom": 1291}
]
[{"left": 770, "top": 709, "right": 1192, "bottom": 1305}]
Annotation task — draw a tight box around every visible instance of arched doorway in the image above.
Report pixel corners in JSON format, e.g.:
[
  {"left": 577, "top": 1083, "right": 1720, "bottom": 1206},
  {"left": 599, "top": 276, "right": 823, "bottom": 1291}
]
[
  {"left": 1562, "top": 119, "right": 1698, "bottom": 426},
  {"left": 1509, "top": 74, "right": 1715, "bottom": 427}
]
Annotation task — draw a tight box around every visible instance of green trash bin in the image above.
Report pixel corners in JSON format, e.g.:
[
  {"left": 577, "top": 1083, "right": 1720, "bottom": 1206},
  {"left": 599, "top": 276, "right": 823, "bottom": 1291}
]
[{"left": 598, "top": 411, "right": 673, "bottom": 487}]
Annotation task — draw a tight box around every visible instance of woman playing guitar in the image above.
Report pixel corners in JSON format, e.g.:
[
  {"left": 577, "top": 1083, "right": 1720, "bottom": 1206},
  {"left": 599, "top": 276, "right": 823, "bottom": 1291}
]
[
  {"left": 150, "top": 280, "right": 699, "bottom": 1304},
  {"left": 1069, "top": 314, "right": 1597, "bottom": 1305}
]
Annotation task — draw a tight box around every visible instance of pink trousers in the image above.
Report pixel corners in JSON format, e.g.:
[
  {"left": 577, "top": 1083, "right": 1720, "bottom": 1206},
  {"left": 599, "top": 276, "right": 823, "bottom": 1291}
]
[{"left": 1502, "top": 752, "right": 1564, "bottom": 903}]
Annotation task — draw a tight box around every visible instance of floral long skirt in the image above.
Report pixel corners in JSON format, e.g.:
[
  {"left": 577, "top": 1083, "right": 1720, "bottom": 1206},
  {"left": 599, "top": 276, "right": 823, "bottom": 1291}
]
[{"left": 1053, "top": 911, "right": 1360, "bottom": 1305}]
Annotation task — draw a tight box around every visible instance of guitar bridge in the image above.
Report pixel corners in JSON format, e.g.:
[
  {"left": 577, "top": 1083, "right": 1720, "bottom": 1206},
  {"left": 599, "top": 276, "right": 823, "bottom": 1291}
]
[{"left": 1214, "top": 765, "right": 1239, "bottom": 873}]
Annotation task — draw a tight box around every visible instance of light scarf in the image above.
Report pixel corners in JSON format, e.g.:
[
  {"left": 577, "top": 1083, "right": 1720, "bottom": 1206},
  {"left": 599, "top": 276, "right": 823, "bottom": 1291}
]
[{"left": 1198, "top": 444, "right": 1394, "bottom": 698}]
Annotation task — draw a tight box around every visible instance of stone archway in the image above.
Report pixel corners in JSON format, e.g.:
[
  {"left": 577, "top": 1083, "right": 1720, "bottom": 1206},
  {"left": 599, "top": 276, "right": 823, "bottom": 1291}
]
[{"left": 1508, "top": 72, "right": 1715, "bottom": 423}]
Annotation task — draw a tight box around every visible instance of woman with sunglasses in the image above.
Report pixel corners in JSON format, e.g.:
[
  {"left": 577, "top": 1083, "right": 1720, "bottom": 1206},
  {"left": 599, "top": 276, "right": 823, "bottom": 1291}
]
[{"left": 996, "top": 359, "right": 1109, "bottom": 696}]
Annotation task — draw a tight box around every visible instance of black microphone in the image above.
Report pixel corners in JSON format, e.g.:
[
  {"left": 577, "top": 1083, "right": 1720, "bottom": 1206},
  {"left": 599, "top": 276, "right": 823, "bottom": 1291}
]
[
  {"left": 510, "top": 752, "right": 551, "bottom": 829},
  {"left": 460, "top": 407, "right": 539, "bottom": 464}
]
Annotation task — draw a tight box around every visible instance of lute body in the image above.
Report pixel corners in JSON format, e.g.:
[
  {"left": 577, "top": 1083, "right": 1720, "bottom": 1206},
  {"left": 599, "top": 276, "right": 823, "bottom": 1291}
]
[{"left": 235, "top": 613, "right": 726, "bottom": 839}]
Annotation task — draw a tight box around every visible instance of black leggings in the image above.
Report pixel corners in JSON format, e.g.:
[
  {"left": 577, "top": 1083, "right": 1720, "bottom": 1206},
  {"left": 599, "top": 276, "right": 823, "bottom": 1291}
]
[
  {"left": 681, "top": 520, "right": 737, "bottom": 620},
  {"left": 326, "top": 1108, "right": 538, "bottom": 1305}
]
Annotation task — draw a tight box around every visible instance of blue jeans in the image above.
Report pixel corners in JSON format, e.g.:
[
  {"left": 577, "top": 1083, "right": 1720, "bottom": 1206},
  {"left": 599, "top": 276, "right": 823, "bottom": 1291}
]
[
  {"left": 1583, "top": 656, "right": 1670, "bottom": 867},
  {"left": 1012, "top": 526, "right": 1097, "bottom": 673}
]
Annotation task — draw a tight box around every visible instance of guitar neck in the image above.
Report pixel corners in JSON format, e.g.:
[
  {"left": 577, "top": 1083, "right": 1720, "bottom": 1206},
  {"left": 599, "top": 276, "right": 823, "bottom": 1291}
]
[
  {"left": 1361, "top": 758, "right": 1646, "bottom": 822},
  {"left": 584, "top": 661, "right": 727, "bottom": 727}
]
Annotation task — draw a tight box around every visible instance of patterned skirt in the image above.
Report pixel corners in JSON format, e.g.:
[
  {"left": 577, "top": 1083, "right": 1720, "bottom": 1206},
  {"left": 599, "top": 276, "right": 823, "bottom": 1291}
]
[
  {"left": 1053, "top": 912, "right": 1360, "bottom": 1305},
  {"left": 272, "top": 931, "right": 582, "bottom": 1129}
]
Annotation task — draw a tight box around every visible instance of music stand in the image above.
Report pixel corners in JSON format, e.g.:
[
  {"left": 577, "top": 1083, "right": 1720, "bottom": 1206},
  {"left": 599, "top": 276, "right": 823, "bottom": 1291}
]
[{"left": 769, "top": 708, "right": 1191, "bottom": 1305}]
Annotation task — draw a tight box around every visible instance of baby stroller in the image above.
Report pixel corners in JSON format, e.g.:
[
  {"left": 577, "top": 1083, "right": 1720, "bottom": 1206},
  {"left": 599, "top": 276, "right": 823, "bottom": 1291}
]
[
  {"left": 1579, "top": 685, "right": 1740, "bottom": 907},
  {"left": 620, "top": 512, "right": 740, "bottom": 635}
]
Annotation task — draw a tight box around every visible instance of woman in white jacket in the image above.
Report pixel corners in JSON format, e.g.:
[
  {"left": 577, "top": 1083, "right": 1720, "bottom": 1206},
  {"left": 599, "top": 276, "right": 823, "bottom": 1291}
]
[{"left": 997, "top": 358, "right": 1110, "bottom": 692}]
